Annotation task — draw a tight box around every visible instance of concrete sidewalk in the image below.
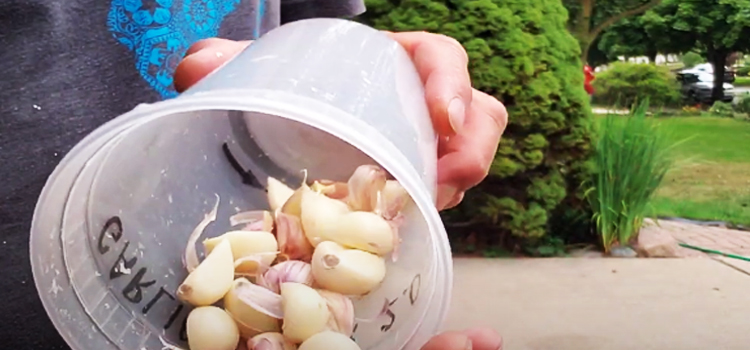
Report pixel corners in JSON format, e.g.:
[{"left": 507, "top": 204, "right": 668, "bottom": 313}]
[{"left": 445, "top": 258, "right": 750, "bottom": 350}]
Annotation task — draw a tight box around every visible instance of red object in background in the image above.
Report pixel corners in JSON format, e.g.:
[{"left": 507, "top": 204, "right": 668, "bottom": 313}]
[{"left": 584, "top": 65, "right": 595, "bottom": 95}]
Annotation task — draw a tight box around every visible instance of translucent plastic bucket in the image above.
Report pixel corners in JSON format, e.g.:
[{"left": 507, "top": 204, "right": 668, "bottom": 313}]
[{"left": 30, "top": 18, "right": 452, "bottom": 350}]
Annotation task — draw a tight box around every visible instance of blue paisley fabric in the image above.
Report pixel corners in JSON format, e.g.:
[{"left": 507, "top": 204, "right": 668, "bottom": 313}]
[{"left": 106, "top": 0, "right": 246, "bottom": 98}]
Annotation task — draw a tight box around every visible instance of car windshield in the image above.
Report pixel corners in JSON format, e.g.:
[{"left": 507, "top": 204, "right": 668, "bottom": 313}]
[{"left": 697, "top": 73, "right": 714, "bottom": 82}]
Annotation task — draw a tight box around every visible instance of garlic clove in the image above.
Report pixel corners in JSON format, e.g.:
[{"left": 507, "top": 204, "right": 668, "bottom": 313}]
[
  {"left": 298, "top": 331, "right": 361, "bottom": 350},
  {"left": 177, "top": 238, "right": 235, "bottom": 306},
  {"left": 298, "top": 189, "right": 352, "bottom": 247},
  {"left": 281, "top": 182, "right": 315, "bottom": 218},
  {"left": 268, "top": 177, "right": 296, "bottom": 212},
  {"left": 316, "top": 289, "right": 355, "bottom": 336},
  {"left": 280, "top": 282, "right": 331, "bottom": 343},
  {"left": 375, "top": 180, "right": 411, "bottom": 220},
  {"left": 311, "top": 241, "right": 386, "bottom": 296},
  {"left": 230, "top": 210, "right": 275, "bottom": 232},
  {"left": 311, "top": 180, "right": 349, "bottom": 200},
  {"left": 247, "top": 332, "right": 297, "bottom": 350},
  {"left": 275, "top": 212, "right": 314, "bottom": 262},
  {"left": 224, "top": 278, "right": 282, "bottom": 338},
  {"left": 257, "top": 260, "right": 314, "bottom": 293},
  {"left": 186, "top": 306, "right": 240, "bottom": 350},
  {"left": 203, "top": 230, "right": 279, "bottom": 267},
  {"left": 346, "top": 165, "right": 387, "bottom": 212},
  {"left": 337, "top": 211, "right": 395, "bottom": 255},
  {"left": 234, "top": 253, "right": 277, "bottom": 278}
]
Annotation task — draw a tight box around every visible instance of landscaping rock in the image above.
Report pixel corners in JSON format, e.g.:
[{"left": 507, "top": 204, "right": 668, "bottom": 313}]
[
  {"left": 609, "top": 246, "right": 638, "bottom": 258},
  {"left": 636, "top": 225, "right": 681, "bottom": 258}
]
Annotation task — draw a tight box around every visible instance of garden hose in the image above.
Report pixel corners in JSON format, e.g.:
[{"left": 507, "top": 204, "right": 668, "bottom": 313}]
[{"left": 678, "top": 242, "right": 750, "bottom": 262}]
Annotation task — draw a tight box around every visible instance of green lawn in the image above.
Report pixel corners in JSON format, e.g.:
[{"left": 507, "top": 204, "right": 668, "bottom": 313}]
[
  {"left": 596, "top": 115, "right": 750, "bottom": 227},
  {"left": 735, "top": 76, "right": 750, "bottom": 87}
]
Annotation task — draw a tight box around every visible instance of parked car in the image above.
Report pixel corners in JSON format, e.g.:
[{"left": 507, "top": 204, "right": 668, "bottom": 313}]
[{"left": 676, "top": 64, "right": 735, "bottom": 104}]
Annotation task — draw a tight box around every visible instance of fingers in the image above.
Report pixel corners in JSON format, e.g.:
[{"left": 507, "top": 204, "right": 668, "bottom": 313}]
[
  {"left": 462, "top": 327, "right": 503, "bottom": 350},
  {"left": 421, "top": 331, "right": 472, "bottom": 350},
  {"left": 436, "top": 89, "right": 507, "bottom": 208},
  {"left": 173, "top": 38, "right": 251, "bottom": 93},
  {"left": 420, "top": 328, "right": 503, "bottom": 350},
  {"left": 389, "top": 32, "right": 473, "bottom": 137}
]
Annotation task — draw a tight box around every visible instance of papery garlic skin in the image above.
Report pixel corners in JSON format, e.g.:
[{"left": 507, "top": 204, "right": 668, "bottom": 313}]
[
  {"left": 346, "top": 165, "right": 387, "bottom": 212},
  {"left": 317, "top": 289, "right": 355, "bottom": 336},
  {"left": 281, "top": 183, "right": 310, "bottom": 217},
  {"left": 224, "top": 279, "right": 281, "bottom": 338},
  {"left": 186, "top": 306, "right": 240, "bottom": 350},
  {"left": 258, "top": 260, "right": 314, "bottom": 293},
  {"left": 280, "top": 282, "right": 330, "bottom": 343},
  {"left": 177, "top": 239, "right": 235, "bottom": 306},
  {"left": 311, "top": 180, "right": 349, "bottom": 200},
  {"left": 247, "top": 332, "right": 297, "bottom": 350},
  {"left": 268, "top": 177, "right": 296, "bottom": 212},
  {"left": 300, "top": 190, "right": 394, "bottom": 255},
  {"left": 298, "top": 331, "right": 361, "bottom": 350},
  {"left": 311, "top": 241, "right": 387, "bottom": 296},
  {"left": 377, "top": 180, "right": 411, "bottom": 220},
  {"left": 203, "top": 230, "right": 279, "bottom": 267},
  {"left": 275, "top": 212, "right": 314, "bottom": 262}
]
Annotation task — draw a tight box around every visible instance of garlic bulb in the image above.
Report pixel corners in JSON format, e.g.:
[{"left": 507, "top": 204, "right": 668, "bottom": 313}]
[
  {"left": 177, "top": 238, "right": 234, "bottom": 306},
  {"left": 186, "top": 306, "right": 240, "bottom": 350},
  {"left": 311, "top": 241, "right": 386, "bottom": 296},
  {"left": 298, "top": 331, "right": 361, "bottom": 350},
  {"left": 280, "top": 282, "right": 330, "bottom": 343}
]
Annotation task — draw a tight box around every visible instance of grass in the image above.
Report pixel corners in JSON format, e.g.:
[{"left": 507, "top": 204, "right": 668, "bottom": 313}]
[
  {"left": 594, "top": 114, "right": 750, "bottom": 227},
  {"left": 734, "top": 76, "right": 750, "bottom": 87},
  {"left": 589, "top": 104, "right": 675, "bottom": 251}
]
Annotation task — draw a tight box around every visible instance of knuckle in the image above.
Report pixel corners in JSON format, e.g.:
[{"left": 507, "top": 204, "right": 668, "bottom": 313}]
[
  {"left": 463, "top": 152, "right": 493, "bottom": 187},
  {"left": 434, "top": 34, "right": 469, "bottom": 64}
]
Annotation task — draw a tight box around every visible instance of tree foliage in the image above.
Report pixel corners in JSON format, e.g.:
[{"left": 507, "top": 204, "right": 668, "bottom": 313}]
[
  {"left": 359, "top": 0, "right": 595, "bottom": 250},
  {"left": 563, "top": 0, "right": 663, "bottom": 62},
  {"left": 652, "top": 0, "right": 750, "bottom": 101}
]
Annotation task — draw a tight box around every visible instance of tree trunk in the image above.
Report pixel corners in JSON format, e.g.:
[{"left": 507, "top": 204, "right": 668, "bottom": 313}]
[
  {"left": 647, "top": 50, "right": 658, "bottom": 65},
  {"left": 710, "top": 49, "right": 728, "bottom": 104}
]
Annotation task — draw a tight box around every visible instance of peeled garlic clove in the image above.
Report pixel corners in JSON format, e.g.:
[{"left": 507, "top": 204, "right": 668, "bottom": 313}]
[
  {"left": 234, "top": 253, "right": 276, "bottom": 277},
  {"left": 346, "top": 165, "right": 387, "bottom": 212},
  {"left": 298, "top": 331, "right": 361, "bottom": 350},
  {"left": 281, "top": 282, "right": 331, "bottom": 343},
  {"left": 177, "top": 239, "right": 234, "bottom": 306},
  {"left": 257, "top": 260, "right": 313, "bottom": 293},
  {"left": 339, "top": 212, "right": 395, "bottom": 255},
  {"left": 276, "top": 212, "right": 314, "bottom": 262},
  {"left": 248, "top": 332, "right": 297, "bottom": 350},
  {"left": 224, "top": 278, "right": 282, "bottom": 338},
  {"left": 316, "top": 289, "right": 355, "bottom": 336},
  {"left": 186, "top": 306, "right": 240, "bottom": 350},
  {"left": 311, "top": 241, "right": 386, "bottom": 296},
  {"left": 204, "top": 230, "right": 279, "bottom": 267},
  {"left": 268, "top": 177, "right": 296, "bottom": 212},
  {"left": 376, "top": 180, "right": 411, "bottom": 220},
  {"left": 281, "top": 183, "right": 311, "bottom": 217},
  {"left": 298, "top": 189, "right": 353, "bottom": 247},
  {"left": 311, "top": 180, "right": 349, "bottom": 200}
]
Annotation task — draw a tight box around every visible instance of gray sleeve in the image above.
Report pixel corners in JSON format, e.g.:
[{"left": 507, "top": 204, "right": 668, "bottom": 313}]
[{"left": 280, "top": 0, "right": 366, "bottom": 24}]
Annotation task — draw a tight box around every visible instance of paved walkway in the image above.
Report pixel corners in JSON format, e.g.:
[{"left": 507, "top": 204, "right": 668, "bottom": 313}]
[
  {"left": 445, "top": 258, "right": 750, "bottom": 350},
  {"left": 641, "top": 218, "right": 750, "bottom": 260}
]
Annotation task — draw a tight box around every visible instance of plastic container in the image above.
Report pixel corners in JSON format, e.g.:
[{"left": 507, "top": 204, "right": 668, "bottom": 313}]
[{"left": 30, "top": 18, "right": 453, "bottom": 350}]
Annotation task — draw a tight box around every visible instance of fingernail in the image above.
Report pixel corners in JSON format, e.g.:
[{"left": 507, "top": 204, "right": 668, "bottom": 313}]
[
  {"left": 448, "top": 98, "right": 466, "bottom": 134},
  {"left": 436, "top": 185, "right": 459, "bottom": 210},
  {"left": 464, "top": 338, "right": 473, "bottom": 350}
]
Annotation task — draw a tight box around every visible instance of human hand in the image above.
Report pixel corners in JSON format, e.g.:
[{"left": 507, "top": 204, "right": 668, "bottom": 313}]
[
  {"left": 422, "top": 328, "right": 503, "bottom": 350},
  {"left": 175, "top": 33, "right": 507, "bottom": 211}
]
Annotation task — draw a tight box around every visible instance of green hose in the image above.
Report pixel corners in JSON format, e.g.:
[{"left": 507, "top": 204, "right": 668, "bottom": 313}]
[{"left": 678, "top": 242, "right": 750, "bottom": 262}]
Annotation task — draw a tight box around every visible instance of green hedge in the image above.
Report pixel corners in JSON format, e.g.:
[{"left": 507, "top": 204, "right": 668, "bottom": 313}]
[
  {"left": 592, "top": 62, "right": 681, "bottom": 108},
  {"left": 359, "top": 0, "right": 595, "bottom": 252}
]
